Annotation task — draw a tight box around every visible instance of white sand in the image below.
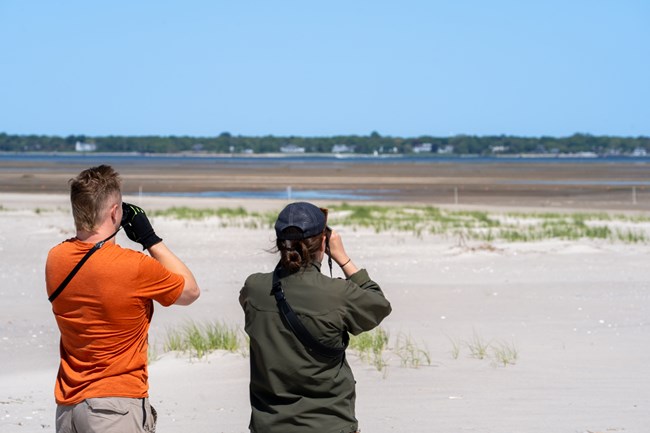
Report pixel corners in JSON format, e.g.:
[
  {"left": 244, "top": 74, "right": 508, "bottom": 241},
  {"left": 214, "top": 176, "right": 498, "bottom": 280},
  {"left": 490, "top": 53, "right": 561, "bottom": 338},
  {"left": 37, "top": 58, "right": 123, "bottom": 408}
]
[{"left": 1, "top": 193, "right": 649, "bottom": 433}]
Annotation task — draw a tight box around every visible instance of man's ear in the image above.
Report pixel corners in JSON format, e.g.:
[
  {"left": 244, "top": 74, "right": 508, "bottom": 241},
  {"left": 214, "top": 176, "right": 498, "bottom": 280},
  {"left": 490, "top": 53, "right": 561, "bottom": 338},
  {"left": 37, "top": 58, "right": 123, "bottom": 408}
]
[
  {"left": 320, "top": 234, "right": 327, "bottom": 252},
  {"left": 110, "top": 203, "right": 120, "bottom": 225}
]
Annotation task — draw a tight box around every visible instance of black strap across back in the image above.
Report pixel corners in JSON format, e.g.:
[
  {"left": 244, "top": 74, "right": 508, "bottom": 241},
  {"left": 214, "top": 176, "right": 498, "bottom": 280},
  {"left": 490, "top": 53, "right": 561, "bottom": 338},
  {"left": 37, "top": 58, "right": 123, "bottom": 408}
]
[
  {"left": 271, "top": 266, "right": 349, "bottom": 359},
  {"left": 48, "top": 229, "right": 120, "bottom": 303}
]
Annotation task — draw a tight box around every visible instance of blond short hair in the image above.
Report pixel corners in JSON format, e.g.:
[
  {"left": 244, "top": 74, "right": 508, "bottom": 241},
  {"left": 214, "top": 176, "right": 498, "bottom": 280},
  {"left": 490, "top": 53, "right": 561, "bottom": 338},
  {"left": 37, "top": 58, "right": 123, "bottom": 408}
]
[{"left": 69, "top": 165, "right": 122, "bottom": 232}]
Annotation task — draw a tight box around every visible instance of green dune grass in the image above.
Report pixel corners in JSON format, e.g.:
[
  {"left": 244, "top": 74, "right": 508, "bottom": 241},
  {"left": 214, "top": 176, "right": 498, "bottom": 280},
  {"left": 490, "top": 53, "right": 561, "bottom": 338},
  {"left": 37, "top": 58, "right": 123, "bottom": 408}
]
[{"left": 150, "top": 204, "right": 649, "bottom": 244}]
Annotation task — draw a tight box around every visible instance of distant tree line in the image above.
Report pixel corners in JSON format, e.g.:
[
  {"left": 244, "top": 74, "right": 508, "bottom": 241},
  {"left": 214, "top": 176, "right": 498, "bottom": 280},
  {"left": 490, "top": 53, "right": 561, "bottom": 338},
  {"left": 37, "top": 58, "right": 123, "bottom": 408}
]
[{"left": 0, "top": 131, "right": 648, "bottom": 156}]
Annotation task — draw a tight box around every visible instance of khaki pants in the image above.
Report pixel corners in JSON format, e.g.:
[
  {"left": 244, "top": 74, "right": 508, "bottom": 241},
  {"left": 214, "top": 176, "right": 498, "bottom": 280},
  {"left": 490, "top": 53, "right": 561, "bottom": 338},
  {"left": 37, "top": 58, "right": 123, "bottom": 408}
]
[{"left": 56, "top": 397, "right": 157, "bottom": 433}]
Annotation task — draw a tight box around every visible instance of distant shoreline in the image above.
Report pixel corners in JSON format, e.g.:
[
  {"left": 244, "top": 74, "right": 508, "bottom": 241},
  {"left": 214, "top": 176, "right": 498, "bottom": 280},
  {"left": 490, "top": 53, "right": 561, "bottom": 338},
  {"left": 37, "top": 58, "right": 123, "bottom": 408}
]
[
  {"left": 1, "top": 153, "right": 648, "bottom": 211},
  {"left": 1, "top": 150, "right": 649, "bottom": 163}
]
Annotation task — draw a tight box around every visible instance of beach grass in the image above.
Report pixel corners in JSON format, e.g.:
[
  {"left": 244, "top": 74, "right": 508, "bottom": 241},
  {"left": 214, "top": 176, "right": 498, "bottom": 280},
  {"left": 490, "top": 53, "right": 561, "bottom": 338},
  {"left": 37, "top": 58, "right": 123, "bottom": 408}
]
[
  {"left": 162, "top": 321, "right": 243, "bottom": 359},
  {"left": 448, "top": 332, "right": 519, "bottom": 367},
  {"left": 158, "top": 320, "right": 522, "bottom": 372},
  {"left": 466, "top": 331, "right": 491, "bottom": 360},
  {"left": 349, "top": 327, "right": 432, "bottom": 372},
  {"left": 160, "top": 320, "right": 396, "bottom": 370},
  {"left": 349, "top": 327, "right": 389, "bottom": 372},
  {"left": 491, "top": 340, "right": 518, "bottom": 367},
  {"left": 152, "top": 206, "right": 276, "bottom": 230},
  {"left": 151, "top": 203, "right": 650, "bottom": 244},
  {"left": 394, "top": 333, "right": 431, "bottom": 369},
  {"left": 447, "top": 335, "right": 462, "bottom": 360}
]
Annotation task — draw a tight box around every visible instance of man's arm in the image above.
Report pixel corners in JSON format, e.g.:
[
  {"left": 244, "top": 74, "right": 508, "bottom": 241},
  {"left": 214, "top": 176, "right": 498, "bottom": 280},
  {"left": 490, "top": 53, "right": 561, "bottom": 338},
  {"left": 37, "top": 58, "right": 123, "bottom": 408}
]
[
  {"left": 147, "top": 242, "right": 200, "bottom": 305},
  {"left": 122, "top": 202, "right": 200, "bottom": 305}
]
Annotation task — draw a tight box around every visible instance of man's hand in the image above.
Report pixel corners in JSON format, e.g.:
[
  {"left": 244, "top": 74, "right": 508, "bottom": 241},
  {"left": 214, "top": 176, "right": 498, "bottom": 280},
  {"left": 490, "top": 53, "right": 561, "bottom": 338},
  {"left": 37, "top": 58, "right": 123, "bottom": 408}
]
[{"left": 121, "top": 202, "right": 163, "bottom": 250}]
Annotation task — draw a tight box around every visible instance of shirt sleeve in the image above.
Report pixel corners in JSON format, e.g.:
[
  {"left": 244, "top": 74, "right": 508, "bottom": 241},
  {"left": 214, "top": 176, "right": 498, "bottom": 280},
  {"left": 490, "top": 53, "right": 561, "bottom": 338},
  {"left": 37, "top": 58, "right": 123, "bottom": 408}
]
[
  {"left": 341, "top": 269, "right": 392, "bottom": 335},
  {"left": 135, "top": 253, "right": 185, "bottom": 306}
]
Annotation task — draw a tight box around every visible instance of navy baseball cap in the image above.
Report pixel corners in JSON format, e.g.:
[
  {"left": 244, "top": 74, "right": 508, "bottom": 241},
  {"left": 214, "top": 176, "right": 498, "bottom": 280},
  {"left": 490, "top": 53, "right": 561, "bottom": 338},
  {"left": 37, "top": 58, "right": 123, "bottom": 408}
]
[{"left": 275, "top": 202, "right": 327, "bottom": 240}]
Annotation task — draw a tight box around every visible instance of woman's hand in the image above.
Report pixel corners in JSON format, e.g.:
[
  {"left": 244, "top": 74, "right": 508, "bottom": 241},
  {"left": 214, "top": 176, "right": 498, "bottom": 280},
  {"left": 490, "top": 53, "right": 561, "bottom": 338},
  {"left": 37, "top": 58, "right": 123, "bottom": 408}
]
[{"left": 328, "top": 230, "right": 358, "bottom": 277}]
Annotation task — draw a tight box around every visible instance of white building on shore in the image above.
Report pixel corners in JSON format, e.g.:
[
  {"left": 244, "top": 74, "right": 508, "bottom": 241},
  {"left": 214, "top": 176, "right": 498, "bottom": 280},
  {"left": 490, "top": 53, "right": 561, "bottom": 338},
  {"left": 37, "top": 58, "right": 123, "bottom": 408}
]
[
  {"left": 332, "top": 144, "right": 354, "bottom": 153},
  {"left": 413, "top": 143, "right": 432, "bottom": 153},
  {"left": 75, "top": 141, "right": 97, "bottom": 152},
  {"left": 280, "top": 144, "right": 305, "bottom": 153}
]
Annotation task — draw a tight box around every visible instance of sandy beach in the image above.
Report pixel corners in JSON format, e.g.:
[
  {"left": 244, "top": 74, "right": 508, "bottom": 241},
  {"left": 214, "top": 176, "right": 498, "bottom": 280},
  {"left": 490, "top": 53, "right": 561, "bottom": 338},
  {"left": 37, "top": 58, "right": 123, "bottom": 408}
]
[{"left": 1, "top": 158, "right": 649, "bottom": 432}]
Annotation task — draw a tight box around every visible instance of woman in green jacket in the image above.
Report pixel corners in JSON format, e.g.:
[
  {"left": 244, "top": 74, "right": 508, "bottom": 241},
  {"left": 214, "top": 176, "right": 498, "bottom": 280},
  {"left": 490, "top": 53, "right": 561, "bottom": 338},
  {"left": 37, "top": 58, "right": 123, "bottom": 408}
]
[{"left": 240, "top": 201, "right": 392, "bottom": 433}]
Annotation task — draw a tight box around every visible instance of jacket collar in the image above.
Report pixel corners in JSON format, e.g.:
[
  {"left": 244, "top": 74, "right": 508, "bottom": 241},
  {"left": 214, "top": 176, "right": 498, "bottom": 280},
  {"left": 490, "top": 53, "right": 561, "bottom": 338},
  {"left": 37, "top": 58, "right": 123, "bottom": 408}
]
[{"left": 275, "top": 261, "right": 322, "bottom": 275}]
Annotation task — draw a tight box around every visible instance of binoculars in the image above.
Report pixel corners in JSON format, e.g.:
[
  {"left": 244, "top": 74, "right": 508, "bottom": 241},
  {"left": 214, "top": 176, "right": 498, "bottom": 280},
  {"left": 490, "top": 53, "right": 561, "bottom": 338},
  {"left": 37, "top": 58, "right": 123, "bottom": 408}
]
[{"left": 121, "top": 202, "right": 135, "bottom": 227}]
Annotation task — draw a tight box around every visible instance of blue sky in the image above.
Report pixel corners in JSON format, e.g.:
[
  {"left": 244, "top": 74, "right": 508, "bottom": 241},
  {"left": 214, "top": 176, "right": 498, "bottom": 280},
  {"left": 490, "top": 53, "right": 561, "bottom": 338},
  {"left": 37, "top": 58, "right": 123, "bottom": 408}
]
[{"left": 1, "top": 1, "right": 648, "bottom": 138}]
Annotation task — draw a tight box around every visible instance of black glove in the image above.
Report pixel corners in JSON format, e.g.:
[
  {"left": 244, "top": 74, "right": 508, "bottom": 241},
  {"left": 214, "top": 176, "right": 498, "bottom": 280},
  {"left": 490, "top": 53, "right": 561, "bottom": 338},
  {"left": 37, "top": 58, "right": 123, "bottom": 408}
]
[{"left": 121, "top": 202, "right": 163, "bottom": 250}]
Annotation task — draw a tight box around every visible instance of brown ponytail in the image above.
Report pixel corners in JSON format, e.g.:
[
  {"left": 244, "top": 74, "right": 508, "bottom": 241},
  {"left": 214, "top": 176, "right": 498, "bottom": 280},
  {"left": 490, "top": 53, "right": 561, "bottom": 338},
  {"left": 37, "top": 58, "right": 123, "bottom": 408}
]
[{"left": 276, "top": 228, "right": 324, "bottom": 273}]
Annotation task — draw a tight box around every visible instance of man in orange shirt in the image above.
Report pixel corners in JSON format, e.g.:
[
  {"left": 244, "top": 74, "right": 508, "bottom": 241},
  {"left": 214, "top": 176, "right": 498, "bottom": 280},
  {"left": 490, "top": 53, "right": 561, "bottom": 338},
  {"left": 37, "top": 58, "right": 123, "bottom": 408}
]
[{"left": 46, "top": 165, "right": 200, "bottom": 433}]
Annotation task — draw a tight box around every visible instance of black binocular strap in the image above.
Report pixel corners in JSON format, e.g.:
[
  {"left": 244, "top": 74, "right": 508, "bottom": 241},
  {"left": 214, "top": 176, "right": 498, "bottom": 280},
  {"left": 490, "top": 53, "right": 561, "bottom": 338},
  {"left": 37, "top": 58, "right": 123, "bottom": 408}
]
[
  {"left": 271, "top": 268, "right": 348, "bottom": 359},
  {"left": 48, "top": 229, "right": 120, "bottom": 303}
]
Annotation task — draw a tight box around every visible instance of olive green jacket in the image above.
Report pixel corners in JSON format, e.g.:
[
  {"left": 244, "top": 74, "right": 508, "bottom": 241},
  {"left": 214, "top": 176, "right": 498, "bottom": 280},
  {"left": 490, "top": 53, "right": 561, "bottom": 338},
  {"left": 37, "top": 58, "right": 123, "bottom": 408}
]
[{"left": 239, "top": 262, "right": 391, "bottom": 433}]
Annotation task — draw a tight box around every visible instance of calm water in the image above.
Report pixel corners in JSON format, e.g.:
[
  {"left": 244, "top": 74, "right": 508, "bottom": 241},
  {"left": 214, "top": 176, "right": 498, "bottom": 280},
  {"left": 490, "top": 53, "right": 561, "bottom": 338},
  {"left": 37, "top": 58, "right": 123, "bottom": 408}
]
[
  {"left": 148, "top": 189, "right": 391, "bottom": 201},
  {"left": 2, "top": 152, "right": 649, "bottom": 166}
]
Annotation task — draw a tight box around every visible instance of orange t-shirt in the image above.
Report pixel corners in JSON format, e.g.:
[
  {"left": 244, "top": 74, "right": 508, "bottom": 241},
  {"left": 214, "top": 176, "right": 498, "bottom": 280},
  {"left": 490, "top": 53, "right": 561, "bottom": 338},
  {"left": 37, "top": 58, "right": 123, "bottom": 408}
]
[{"left": 45, "top": 238, "right": 185, "bottom": 405}]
